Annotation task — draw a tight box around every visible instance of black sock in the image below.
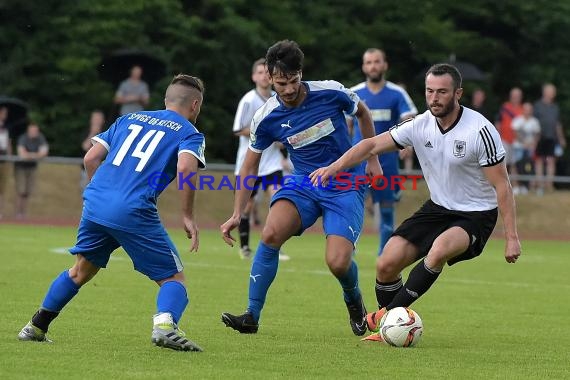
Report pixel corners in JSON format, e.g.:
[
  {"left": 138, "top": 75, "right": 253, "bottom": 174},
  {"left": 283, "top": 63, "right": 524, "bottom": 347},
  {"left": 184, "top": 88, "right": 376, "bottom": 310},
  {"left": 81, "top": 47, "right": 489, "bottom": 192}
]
[
  {"left": 375, "top": 276, "right": 403, "bottom": 309},
  {"left": 387, "top": 259, "right": 441, "bottom": 309},
  {"left": 31, "top": 309, "right": 60, "bottom": 332},
  {"left": 238, "top": 216, "right": 250, "bottom": 248}
]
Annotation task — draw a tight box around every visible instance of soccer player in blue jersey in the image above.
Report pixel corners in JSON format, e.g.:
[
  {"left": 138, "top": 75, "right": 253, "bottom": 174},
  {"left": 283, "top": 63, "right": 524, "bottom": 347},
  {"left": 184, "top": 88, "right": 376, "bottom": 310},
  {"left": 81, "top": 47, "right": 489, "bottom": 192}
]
[
  {"left": 350, "top": 48, "right": 417, "bottom": 256},
  {"left": 18, "top": 74, "right": 207, "bottom": 352},
  {"left": 220, "top": 40, "right": 383, "bottom": 336}
]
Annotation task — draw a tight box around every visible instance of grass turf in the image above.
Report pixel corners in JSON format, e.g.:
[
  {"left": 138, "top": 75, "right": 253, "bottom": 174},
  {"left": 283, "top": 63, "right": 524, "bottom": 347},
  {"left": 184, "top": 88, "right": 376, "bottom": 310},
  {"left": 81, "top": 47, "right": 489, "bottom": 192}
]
[{"left": 1, "top": 224, "right": 569, "bottom": 379}]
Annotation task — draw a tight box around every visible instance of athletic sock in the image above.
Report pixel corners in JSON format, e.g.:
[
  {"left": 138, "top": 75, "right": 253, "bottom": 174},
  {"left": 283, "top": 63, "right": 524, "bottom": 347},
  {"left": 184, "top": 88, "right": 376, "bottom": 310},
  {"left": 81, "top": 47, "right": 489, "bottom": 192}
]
[
  {"left": 35, "top": 270, "right": 81, "bottom": 331},
  {"left": 31, "top": 309, "right": 59, "bottom": 333},
  {"left": 247, "top": 242, "right": 279, "bottom": 322},
  {"left": 41, "top": 270, "right": 80, "bottom": 312},
  {"left": 379, "top": 206, "right": 394, "bottom": 255},
  {"left": 387, "top": 259, "right": 441, "bottom": 309},
  {"left": 156, "top": 280, "right": 188, "bottom": 324},
  {"left": 238, "top": 216, "right": 250, "bottom": 248},
  {"left": 336, "top": 260, "right": 361, "bottom": 304},
  {"left": 375, "top": 276, "right": 403, "bottom": 309}
]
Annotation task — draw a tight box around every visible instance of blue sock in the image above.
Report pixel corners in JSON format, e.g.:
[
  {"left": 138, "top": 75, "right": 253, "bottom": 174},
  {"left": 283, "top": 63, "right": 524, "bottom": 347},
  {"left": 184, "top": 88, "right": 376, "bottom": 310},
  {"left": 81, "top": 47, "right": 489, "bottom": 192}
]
[
  {"left": 41, "top": 270, "right": 81, "bottom": 312},
  {"left": 337, "top": 260, "right": 361, "bottom": 304},
  {"left": 157, "top": 281, "right": 188, "bottom": 324},
  {"left": 379, "top": 206, "right": 395, "bottom": 255},
  {"left": 247, "top": 242, "right": 280, "bottom": 322}
]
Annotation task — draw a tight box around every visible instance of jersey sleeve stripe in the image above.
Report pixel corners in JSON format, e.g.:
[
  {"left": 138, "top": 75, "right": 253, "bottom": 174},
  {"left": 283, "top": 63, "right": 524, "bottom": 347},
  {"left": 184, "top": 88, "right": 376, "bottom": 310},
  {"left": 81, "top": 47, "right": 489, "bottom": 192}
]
[
  {"left": 389, "top": 132, "right": 405, "bottom": 150},
  {"left": 479, "top": 126, "right": 499, "bottom": 165},
  {"left": 248, "top": 145, "right": 263, "bottom": 154},
  {"left": 178, "top": 149, "right": 206, "bottom": 169},
  {"left": 481, "top": 156, "right": 504, "bottom": 167},
  {"left": 92, "top": 136, "right": 110, "bottom": 151}
]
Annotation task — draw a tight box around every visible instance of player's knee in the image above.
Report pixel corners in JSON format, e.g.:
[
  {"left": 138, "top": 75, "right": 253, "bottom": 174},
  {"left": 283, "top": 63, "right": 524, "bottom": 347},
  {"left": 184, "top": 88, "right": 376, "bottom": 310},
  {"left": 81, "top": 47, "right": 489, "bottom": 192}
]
[
  {"left": 260, "top": 224, "right": 282, "bottom": 246},
  {"left": 69, "top": 256, "right": 99, "bottom": 286},
  {"left": 425, "top": 245, "right": 453, "bottom": 268},
  {"left": 376, "top": 256, "right": 400, "bottom": 280},
  {"left": 326, "top": 252, "right": 351, "bottom": 277}
]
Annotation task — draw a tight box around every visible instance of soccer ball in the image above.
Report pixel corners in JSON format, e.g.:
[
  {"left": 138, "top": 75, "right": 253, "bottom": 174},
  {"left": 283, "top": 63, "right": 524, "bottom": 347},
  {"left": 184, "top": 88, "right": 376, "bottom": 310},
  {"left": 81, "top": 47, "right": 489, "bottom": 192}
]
[{"left": 379, "top": 307, "right": 423, "bottom": 347}]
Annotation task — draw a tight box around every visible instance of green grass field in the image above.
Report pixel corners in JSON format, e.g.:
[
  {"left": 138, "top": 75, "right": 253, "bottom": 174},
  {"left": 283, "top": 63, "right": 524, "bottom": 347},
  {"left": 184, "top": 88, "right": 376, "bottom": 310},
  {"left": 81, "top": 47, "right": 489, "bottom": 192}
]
[{"left": 1, "top": 224, "right": 569, "bottom": 379}]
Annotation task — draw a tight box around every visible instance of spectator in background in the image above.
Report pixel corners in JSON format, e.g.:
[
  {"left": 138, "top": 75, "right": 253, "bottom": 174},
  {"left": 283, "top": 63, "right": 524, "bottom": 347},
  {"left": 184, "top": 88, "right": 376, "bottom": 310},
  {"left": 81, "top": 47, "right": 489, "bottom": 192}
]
[
  {"left": 496, "top": 87, "right": 523, "bottom": 191},
  {"left": 14, "top": 122, "right": 49, "bottom": 219},
  {"left": 511, "top": 102, "right": 541, "bottom": 194},
  {"left": 470, "top": 88, "right": 493, "bottom": 122},
  {"left": 0, "top": 106, "right": 12, "bottom": 219},
  {"left": 80, "top": 110, "right": 106, "bottom": 190},
  {"left": 534, "top": 83, "right": 566, "bottom": 194},
  {"left": 114, "top": 65, "right": 150, "bottom": 115}
]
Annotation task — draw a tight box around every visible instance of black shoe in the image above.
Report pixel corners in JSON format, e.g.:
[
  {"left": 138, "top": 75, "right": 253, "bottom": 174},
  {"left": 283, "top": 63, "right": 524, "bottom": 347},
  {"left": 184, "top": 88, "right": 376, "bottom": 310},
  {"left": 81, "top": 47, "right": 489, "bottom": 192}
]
[
  {"left": 345, "top": 295, "right": 367, "bottom": 336},
  {"left": 221, "top": 312, "right": 259, "bottom": 334}
]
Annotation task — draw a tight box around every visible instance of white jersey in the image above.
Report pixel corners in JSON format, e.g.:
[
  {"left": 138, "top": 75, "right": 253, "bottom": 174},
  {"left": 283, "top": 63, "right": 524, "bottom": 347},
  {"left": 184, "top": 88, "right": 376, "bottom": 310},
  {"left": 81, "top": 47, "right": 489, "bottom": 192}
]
[
  {"left": 390, "top": 106, "right": 505, "bottom": 211},
  {"left": 233, "top": 89, "right": 283, "bottom": 176}
]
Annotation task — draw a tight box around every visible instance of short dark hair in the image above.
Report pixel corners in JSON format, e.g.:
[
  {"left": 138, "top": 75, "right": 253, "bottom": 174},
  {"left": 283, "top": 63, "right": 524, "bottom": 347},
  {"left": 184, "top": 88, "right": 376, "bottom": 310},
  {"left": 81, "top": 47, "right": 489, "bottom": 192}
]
[
  {"left": 266, "top": 40, "right": 304, "bottom": 78},
  {"left": 425, "top": 63, "right": 462, "bottom": 90},
  {"left": 364, "top": 48, "right": 386, "bottom": 61},
  {"left": 170, "top": 74, "right": 204, "bottom": 94}
]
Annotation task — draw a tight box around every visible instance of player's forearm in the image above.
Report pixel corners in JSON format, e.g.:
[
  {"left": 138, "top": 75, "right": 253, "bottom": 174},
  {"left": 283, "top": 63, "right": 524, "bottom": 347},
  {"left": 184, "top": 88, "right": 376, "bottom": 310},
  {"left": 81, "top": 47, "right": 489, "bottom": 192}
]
[
  {"left": 233, "top": 166, "right": 256, "bottom": 218},
  {"left": 496, "top": 180, "right": 519, "bottom": 240},
  {"left": 177, "top": 158, "right": 199, "bottom": 219},
  {"left": 179, "top": 186, "right": 196, "bottom": 219},
  {"left": 84, "top": 157, "right": 103, "bottom": 181}
]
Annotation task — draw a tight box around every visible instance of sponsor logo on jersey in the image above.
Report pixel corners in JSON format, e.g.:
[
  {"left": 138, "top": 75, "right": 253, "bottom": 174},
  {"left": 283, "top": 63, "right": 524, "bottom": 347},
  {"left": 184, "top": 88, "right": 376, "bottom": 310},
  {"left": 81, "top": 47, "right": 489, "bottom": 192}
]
[
  {"left": 425, "top": 141, "right": 433, "bottom": 148},
  {"left": 370, "top": 109, "right": 392, "bottom": 122},
  {"left": 287, "top": 118, "right": 334, "bottom": 149}
]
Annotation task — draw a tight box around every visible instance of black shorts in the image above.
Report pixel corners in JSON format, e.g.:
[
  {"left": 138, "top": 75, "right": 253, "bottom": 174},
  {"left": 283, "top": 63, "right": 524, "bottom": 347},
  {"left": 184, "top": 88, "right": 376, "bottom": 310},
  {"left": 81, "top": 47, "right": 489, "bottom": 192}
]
[
  {"left": 535, "top": 138, "right": 556, "bottom": 158},
  {"left": 393, "top": 199, "right": 498, "bottom": 266},
  {"left": 251, "top": 170, "right": 283, "bottom": 198}
]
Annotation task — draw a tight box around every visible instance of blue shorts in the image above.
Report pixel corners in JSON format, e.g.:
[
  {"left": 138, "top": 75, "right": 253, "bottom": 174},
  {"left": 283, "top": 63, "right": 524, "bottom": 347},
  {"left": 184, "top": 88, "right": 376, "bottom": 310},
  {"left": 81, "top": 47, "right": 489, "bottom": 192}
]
[
  {"left": 69, "top": 218, "right": 183, "bottom": 281},
  {"left": 271, "top": 186, "right": 365, "bottom": 244}
]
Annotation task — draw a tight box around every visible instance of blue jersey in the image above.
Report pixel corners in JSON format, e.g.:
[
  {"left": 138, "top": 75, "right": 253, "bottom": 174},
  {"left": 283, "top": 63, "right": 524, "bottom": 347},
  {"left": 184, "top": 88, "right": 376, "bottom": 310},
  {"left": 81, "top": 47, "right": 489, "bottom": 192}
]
[
  {"left": 83, "top": 110, "right": 206, "bottom": 232},
  {"left": 250, "top": 80, "right": 362, "bottom": 186},
  {"left": 351, "top": 81, "right": 417, "bottom": 174}
]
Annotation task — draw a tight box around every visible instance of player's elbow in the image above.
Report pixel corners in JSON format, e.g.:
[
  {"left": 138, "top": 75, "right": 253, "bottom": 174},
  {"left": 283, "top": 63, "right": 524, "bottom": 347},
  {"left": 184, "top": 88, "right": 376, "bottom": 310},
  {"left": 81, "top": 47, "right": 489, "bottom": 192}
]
[
  {"left": 83, "top": 153, "right": 100, "bottom": 169},
  {"left": 177, "top": 155, "right": 198, "bottom": 175}
]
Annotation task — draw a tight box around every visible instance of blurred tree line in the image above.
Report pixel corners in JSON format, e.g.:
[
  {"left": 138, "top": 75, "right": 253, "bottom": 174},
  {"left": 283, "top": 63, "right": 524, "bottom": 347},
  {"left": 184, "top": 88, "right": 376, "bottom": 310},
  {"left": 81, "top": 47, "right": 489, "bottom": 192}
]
[{"left": 1, "top": 0, "right": 569, "bottom": 163}]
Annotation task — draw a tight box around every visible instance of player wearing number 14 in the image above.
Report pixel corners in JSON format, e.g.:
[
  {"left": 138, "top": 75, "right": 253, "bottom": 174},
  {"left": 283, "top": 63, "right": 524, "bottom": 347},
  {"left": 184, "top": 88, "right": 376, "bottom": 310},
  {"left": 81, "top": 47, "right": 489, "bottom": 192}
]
[{"left": 18, "top": 74, "right": 207, "bottom": 351}]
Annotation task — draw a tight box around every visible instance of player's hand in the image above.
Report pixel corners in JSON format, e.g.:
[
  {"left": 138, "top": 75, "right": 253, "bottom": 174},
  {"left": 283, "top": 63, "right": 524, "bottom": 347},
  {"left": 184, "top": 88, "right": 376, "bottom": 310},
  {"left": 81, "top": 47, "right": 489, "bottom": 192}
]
[
  {"left": 183, "top": 216, "right": 199, "bottom": 252},
  {"left": 504, "top": 238, "right": 521, "bottom": 263},
  {"left": 309, "top": 164, "right": 337, "bottom": 187},
  {"left": 365, "top": 157, "right": 383, "bottom": 187},
  {"left": 220, "top": 215, "right": 240, "bottom": 247},
  {"left": 399, "top": 146, "right": 413, "bottom": 160},
  {"left": 365, "top": 157, "right": 383, "bottom": 178}
]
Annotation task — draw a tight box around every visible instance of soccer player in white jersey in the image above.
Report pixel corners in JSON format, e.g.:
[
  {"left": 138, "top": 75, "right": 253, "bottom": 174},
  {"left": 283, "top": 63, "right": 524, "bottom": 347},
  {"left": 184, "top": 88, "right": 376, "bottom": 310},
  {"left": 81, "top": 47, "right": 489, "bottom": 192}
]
[
  {"left": 220, "top": 40, "right": 382, "bottom": 336},
  {"left": 233, "top": 58, "right": 288, "bottom": 260},
  {"left": 310, "top": 63, "right": 521, "bottom": 341}
]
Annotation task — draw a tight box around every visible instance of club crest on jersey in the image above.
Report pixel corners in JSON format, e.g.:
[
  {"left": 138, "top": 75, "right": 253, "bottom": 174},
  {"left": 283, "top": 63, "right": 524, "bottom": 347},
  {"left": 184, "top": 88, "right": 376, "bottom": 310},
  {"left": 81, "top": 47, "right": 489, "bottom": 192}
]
[{"left": 453, "top": 140, "right": 466, "bottom": 158}]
